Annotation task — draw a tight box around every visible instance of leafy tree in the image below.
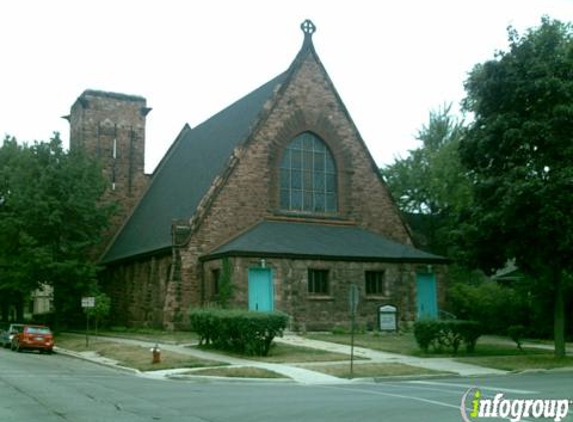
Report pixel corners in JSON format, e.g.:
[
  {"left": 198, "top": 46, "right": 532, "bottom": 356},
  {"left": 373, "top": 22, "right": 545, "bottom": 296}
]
[
  {"left": 85, "top": 292, "right": 112, "bottom": 335},
  {"left": 460, "top": 18, "right": 573, "bottom": 357},
  {"left": 381, "top": 104, "right": 472, "bottom": 256},
  {"left": 0, "top": 134, "right": 113, "bottom": 326}
]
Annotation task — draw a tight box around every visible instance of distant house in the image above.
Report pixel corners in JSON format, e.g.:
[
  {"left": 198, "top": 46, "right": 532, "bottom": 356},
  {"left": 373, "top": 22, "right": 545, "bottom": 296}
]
[
  {"left": 66, "top": 21, "right": 447, "bottom": 330},
  {"left": 31, "top": 284, "right": 53, "bottom": 316},
  {"left": 492, "top": 260, "right": 524, "bottom": 285}
]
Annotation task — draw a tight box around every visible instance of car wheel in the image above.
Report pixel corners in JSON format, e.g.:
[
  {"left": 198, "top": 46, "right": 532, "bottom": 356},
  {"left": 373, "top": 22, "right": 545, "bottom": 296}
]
[{"left": 13, "top": 341, "right": 21, "bottom": 353}]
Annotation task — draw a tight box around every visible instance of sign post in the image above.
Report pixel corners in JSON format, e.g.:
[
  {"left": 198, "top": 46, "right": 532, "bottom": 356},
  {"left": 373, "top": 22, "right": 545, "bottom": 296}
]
[
  {"left": 81, "top": 297, "right": 96, "bottom": 347},
  {"left": 348, "top": 283, "right": 359, "bottom": 378}
]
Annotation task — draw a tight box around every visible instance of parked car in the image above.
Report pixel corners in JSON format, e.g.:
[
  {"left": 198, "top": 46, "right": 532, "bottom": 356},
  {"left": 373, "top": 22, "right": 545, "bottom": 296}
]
[
  {"left": 0, "top": 323, "right": 24, "bottom": 348},
  {"left": 11, "top": 325, "right": 54, "bottom": 354}
]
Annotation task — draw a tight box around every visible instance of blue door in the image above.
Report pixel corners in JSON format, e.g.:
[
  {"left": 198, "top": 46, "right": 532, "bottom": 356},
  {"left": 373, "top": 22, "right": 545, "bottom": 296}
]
[
  {"left": 416, "top": 273, "right": 438, "bottom": 319},
  {"left": 248, "top": 268, "right": 274, "bottom": 312}
]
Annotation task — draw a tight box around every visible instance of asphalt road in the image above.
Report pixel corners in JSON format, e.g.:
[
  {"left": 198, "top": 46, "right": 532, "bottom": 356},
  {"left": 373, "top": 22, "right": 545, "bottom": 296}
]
[{"left": 1, "top": 348, "right": 571, "bottom": 422}]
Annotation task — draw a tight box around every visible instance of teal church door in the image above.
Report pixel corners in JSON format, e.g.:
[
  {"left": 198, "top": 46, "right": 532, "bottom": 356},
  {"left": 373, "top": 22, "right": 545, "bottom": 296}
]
[
  {"left": 416, "top": 273, "right": 438, "bottom": 319},
  {"left": 248, "top": 268, "right": 274, "bottom": 312}
]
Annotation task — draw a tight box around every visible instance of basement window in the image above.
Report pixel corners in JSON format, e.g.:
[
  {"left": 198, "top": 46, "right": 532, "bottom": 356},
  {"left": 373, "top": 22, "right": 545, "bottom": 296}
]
[
  {"left": 365, "top": 270, "right": 386, "bottom": 296},
  {"left": 308, "top": 269, "right": 329, "bottom": 295},
  {"left": 212, "top": 269, "right": 221, "bottom": 298}
]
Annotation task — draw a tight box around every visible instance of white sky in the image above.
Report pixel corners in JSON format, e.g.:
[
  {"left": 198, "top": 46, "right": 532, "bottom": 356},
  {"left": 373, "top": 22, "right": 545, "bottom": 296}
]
[{"left": 1, "top": 0, "right": 572, "bottom": 173}]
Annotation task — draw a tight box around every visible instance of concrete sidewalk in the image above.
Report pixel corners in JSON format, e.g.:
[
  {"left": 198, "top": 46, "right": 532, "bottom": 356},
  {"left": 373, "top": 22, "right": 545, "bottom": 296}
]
[{"left": 56, "top": 333, "right": 508, "bottom": 384}]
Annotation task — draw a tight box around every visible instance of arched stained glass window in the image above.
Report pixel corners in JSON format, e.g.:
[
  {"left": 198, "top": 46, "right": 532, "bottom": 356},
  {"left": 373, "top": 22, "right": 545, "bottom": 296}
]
[{"left": 280, "top": 132, "right": 337, "bottom": 213}]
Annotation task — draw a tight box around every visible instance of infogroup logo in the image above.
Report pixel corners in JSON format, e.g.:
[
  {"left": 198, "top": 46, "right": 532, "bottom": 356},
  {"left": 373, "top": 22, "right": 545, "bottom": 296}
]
[{"left": 460, "top": 388, "right": 571, "bottom": 422}]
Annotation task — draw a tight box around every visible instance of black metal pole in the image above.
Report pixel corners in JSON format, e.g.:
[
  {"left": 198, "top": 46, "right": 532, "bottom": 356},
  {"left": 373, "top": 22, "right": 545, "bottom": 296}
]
[
  {"left": 86, "top": 313, "right": 89, "bottom": 348},
  {"left": 350, "top": 310, "right": 355, "bottom": 378}
]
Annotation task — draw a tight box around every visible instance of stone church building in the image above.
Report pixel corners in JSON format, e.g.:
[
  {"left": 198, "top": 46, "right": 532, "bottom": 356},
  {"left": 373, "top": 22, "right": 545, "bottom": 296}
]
[{"left": 67, "top": 21, "right": 447, "bottom": 330}]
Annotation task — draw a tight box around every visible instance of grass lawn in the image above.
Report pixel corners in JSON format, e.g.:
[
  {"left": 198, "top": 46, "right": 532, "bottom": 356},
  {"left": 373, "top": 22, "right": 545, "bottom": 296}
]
[
  {"left": 308, "top": 332, "right": 420, "bottom": 355},
  {"left": 56, "top": 333, "right": 223, "bottom": 372},
  {"left": 306, "top": 332, "right": 547, "bottom": 358},
  {"left": 300, "top": 362, "right": 451, "bottom": 379},
  {"left": 187, "top": 366, "right": 287, "bottom": 379},
  {"left": 195, "top": 342, "right": 358, "bottom": 364},
  {"left": 456, "top": 355, "right": 573, "bottom": 371}
]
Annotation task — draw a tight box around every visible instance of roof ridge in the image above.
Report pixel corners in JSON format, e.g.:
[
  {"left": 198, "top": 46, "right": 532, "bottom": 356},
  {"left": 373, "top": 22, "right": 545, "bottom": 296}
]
[
  {"left": 101, "top": 71, "right": 289, "bottom": 263},
  {"left": 202, "top": 220, "right": 449, "bottom": 263}
]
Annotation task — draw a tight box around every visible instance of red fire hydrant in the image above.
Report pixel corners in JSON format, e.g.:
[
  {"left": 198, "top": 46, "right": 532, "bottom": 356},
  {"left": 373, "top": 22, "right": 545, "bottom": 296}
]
[{"left": 151, "top": 343, "right": 161, "bottom": 364}]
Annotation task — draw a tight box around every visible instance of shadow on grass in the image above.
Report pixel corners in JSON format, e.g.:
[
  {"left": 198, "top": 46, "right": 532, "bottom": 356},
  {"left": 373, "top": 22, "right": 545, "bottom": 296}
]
[{"left": 194, "top": 342, "right": 358, "bottom": 363}]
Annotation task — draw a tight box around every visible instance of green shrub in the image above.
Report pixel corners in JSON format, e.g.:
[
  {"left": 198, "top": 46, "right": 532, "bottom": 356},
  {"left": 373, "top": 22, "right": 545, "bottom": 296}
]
[
  {"left": 447, "top": 281, "right": 529, "bottom": 335},
  {"left": 413, "top": 319, "right": 482, "bottom": 354},
  {"left": 413, "top": 320, "right": 442, "bottom": 353},
  {"left": 331, "top": 324, "right": 348, "bottom": 335},
  {"left": 450, "top": 320, "right": 482, "bottom": 353},
  {"left": 189, "top": 308, "right": 289, "bottom": 356},
  {"left": 189, "top": 308, "right": 216, "bottom": 346}
]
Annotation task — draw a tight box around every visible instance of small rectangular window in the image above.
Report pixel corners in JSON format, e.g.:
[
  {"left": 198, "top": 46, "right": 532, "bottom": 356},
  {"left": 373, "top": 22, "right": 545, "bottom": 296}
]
[
  {"left": 365, "top": 271, "right": 385, "bottom": 296},
  {"left": 308, "top": 269, "right": 329, "bottom": 295},
  {"left": 212, "top": 269, "right": 221, "bottom": 297}
]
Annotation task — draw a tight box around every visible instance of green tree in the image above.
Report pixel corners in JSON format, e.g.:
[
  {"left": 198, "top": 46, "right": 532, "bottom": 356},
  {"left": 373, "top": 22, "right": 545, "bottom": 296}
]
[
  {"left": 460, "top": 18, "right": 573, "bottom": 357},
  {"left": 0, "top": 134, "right": 113, "bottom": 326},
  {"left": 381, "top": 104, "right": 472, "bottom": 255},
  {"left": 0, "top": 137, "right": 30, "bottom": 320},
  {"left": 85, "top": 292, "right": 112, "bottom": 335}
]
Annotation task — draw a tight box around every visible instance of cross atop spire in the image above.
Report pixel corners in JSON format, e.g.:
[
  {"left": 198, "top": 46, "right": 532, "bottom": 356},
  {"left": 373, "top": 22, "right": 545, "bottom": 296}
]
[{"left": 300, "top": 19, "right": 316, "bottom": 45}]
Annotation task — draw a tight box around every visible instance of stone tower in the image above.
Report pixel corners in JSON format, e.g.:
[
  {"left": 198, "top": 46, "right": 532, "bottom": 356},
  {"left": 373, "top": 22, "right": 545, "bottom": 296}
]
[{"left": 66, "top": 90, "right": 151, "bottom": 251}]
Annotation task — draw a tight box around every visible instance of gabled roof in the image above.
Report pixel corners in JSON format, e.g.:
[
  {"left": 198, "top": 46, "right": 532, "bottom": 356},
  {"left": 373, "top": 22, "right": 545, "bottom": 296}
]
[
  {"left": 101, "top": 71, "right": 288, "bottom": 264},
  {"left": 202, "top": 220, "right": 448, "bottom": 263}
]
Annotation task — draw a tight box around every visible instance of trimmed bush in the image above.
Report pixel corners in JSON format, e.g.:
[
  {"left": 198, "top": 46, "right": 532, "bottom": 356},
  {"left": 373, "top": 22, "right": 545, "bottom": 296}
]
[
  {"left": 189, "top": 308, "right": 289, "bottom": 356},
  {"left": 414, "top": 319, "right": 483, "bottom": 354},
  {"left": 455, "top": 320, "right": 482, "bottom": 353},
  {"left": 413, "top": 320, "right": 441, "bottom": 353}
]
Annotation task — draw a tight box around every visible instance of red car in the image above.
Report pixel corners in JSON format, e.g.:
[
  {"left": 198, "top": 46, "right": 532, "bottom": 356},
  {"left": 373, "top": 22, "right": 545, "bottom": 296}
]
[{"left": 11, "top": 325, "right": 54, "bottom": 354}]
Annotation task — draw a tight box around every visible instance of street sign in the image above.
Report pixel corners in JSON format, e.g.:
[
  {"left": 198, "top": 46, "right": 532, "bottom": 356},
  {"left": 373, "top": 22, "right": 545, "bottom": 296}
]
[
  {"left": 348, "top": 284, "right": 359, "bottom": 315},
  {"left": 81, "top": 297, "right": 95, "bottom": 308}
]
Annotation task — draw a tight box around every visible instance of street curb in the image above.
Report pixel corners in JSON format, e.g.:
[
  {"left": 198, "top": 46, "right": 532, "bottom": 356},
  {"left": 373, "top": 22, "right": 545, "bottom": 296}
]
[
  {"left": 54, "top": 347, "right": 141, "bottom": 375},
  {"left": 512, "top": 366, "right": 573, "bottom": 375},
  {"left": 167, "top": 374, "right": 295, "bottom": 383}
]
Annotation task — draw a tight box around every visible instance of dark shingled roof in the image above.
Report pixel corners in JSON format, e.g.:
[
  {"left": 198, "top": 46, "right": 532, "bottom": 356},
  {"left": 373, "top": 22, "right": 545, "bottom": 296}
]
[
  {"left": 202, "top": 220, "right": 448, "bottom": 263},
  {"left": 101, "top": 72, "right": 288, "bottom": 264}
]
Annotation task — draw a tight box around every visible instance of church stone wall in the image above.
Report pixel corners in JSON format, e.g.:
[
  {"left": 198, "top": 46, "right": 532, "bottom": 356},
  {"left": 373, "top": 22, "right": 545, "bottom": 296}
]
[
  {"left": 168, "top": 51, "right": 415, "bottom": 327},
  {"left": 101, "top": 254, "right": 171, "bottom": 328},
  {"left": 203, "top": 257, "right": 448, "bottom": 331}
]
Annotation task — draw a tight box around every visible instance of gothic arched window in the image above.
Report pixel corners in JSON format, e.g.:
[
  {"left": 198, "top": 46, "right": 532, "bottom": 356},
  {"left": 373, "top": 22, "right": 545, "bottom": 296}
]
[{"left": 279, "top": 132, "right": 337, "bottom": 213}]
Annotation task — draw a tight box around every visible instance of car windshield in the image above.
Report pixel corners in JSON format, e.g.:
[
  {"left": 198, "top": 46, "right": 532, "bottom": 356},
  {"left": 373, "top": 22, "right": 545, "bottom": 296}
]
[{"left": 25, "top": 327, "right": 51, "bottom": 334}]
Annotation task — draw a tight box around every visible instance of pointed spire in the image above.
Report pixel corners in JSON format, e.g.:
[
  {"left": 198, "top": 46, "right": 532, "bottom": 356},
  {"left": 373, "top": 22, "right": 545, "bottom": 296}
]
[{"left": 300, "top": 19, "right": 316, "bottom": 46}]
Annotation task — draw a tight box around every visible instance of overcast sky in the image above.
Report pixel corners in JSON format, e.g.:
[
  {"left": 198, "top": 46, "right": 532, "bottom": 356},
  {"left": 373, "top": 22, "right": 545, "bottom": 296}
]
[{"left": 2, "top": 0, "right": 572, "bottom": 173}]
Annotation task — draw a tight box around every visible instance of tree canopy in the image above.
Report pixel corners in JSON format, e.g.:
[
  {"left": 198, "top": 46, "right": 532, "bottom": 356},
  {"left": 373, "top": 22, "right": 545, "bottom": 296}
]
[
  {"left": 381, "top": 104, "right": 472, "bottom": 256},
  {"left": 0, "top": 134, "right": 113, "bottom": 324},
  {"left": 460, "top": 17, "right": 573, "bottom": 356}
]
